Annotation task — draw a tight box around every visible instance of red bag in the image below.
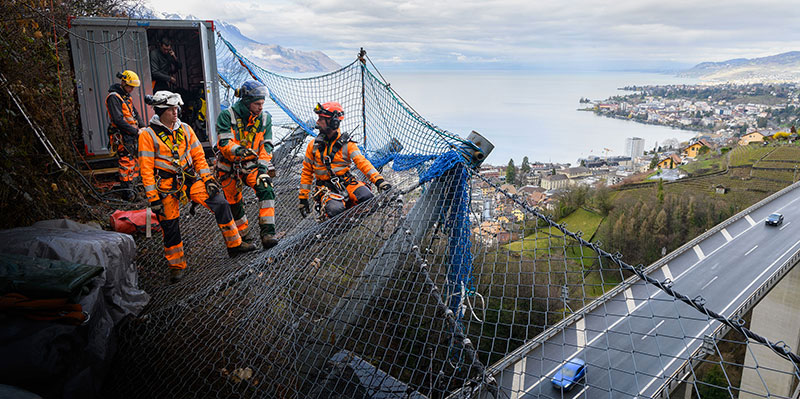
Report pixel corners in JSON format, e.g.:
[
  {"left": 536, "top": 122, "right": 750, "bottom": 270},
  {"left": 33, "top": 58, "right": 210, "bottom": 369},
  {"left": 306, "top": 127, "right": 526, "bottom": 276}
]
[{"left": 110, "top": 209, "right": 161, "bottom": 234}]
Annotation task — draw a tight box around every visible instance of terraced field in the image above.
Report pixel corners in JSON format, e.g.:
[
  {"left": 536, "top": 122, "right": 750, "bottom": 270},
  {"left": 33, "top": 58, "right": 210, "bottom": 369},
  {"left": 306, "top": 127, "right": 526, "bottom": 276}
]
[
  {"left": 729, "top": 145, "right": 774, "bottom": 166},
  {"left": 751, "top": 145, "right": 800, "bottom": 183}
]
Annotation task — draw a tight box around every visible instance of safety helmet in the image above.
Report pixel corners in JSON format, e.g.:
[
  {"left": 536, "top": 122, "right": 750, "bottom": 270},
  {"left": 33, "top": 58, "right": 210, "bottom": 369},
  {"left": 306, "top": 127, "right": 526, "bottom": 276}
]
[
  {"left": 235, "top": 80, "right": 268, "bottom": 102},
  {"left": 117, "top": 70, "right": 141, "bottom": 87},
  {"left": 145, "top": 91, "right": 184, "bottom": 108},
  {"left": 314, "top": 102, "right": 344, "bottom": 120}
]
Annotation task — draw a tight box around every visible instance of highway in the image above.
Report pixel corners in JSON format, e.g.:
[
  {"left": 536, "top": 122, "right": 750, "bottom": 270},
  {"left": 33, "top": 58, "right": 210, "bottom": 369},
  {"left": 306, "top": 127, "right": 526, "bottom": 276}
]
[{"left": 490, "top": 184, "right": 800, "bottom": 398}]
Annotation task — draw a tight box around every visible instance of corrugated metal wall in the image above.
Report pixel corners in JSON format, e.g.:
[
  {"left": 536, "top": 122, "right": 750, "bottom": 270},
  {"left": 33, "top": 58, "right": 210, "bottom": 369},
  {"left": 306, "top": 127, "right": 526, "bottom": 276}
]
[{"left": 70, "top": 25, "right": 152, "bottom": 155}]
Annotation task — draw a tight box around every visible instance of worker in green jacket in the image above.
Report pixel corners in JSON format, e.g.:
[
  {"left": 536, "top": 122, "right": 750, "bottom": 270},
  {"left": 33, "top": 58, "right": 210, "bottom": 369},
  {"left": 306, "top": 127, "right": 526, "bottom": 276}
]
[{"left": 214, "top": 81, "right": 278, "bottom": 249}]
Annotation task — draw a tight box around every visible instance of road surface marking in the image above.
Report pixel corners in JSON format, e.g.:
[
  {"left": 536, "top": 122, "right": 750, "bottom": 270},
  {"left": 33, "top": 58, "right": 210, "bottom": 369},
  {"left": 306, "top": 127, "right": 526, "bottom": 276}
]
[
  {"left": 661, "top": 264, "right": 673, "bottom": 281},
  {"left": 641, "top": 320, "right": 665, "bottom": 340},
  {"left": 638, "top": 238, "right": 800, "bottom": 397},
  {"left": 693, "top": 245, "right": 706, "bottom": 260},
  {"left": 576, "top": 317, "right": 586, "bottom": 348},
  {"left": 522, "top": 197, "right": 800, "bottom": 395},
  {"left": 744, "top": 245, "right": 758, "bottom": 256},
  {"left": 510, "top": 356, "right": 527, "bottom": 399},
  {"left": 721, "top": 228, "right": 733, "bottom": 242},
  {"left": 701, "top": 276, "right": 718, "bottom": 290},
  {"left": 573, "top": 385, "right": 588, "bottom": 397},
  {"left": 780, "top": 221, "right": 791, "bottom": 231},
  {"left": 625, "top": 288, "right": 636, "bottom": 313},
  {"left": 745, "top": 215, "right": 756, "bottom": 226}
]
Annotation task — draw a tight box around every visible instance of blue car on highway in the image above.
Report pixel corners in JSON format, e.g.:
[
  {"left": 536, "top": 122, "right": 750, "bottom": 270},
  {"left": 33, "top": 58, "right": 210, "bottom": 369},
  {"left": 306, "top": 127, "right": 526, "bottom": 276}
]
[{"left": 551, "top": 358, "right": 586, "bottom": 391}]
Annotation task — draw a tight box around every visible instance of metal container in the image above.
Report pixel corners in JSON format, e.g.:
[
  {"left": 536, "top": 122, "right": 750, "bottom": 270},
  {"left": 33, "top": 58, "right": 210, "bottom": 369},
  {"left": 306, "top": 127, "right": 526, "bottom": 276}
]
[{"left": 69, "top": 17, "right": 220, "bottom": 155}]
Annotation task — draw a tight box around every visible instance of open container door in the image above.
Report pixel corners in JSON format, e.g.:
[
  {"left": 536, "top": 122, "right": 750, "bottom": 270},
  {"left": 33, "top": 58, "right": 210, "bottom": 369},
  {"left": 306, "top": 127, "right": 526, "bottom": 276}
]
[
  {"left": 69, "top": 20, "right": 152, "bottom": 155},
  {"left": 199, "top": 21, "right": 220, "bottom": 147}
]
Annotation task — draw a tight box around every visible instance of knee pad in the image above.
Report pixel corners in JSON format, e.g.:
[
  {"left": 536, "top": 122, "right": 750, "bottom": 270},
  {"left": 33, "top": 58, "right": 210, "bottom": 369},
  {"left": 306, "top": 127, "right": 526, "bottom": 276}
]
[
  {"left": 353, "top": 186, "right": 374, "bottom": 204},
  {"left": 325, "top": 200, "right": 346, "bottom": 218}
]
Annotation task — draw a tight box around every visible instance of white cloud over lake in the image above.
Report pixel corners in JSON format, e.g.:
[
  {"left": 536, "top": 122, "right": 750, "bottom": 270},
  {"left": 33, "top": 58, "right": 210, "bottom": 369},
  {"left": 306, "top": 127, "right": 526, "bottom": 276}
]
[{"left": 147, "top": 0, "right": 800, "bottom": 70}]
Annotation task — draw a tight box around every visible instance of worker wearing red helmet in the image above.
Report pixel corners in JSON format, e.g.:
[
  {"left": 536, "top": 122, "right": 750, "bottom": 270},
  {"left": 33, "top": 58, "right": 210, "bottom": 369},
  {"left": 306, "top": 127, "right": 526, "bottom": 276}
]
[{"left": 298, "top": 101, "right": 391, "bottom": 219}]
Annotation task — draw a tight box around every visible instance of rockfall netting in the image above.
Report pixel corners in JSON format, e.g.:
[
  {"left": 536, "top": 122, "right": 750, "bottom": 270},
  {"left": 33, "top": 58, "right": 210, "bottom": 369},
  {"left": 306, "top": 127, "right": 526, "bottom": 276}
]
[{"left": 101, "top": 33, "right": 800, "bottom": 399}]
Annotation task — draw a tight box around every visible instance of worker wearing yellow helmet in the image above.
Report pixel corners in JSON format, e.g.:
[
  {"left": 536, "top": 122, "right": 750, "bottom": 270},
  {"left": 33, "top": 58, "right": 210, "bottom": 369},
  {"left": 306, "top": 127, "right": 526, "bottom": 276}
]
[{"left": 105, "top": 70, "right": 144, "bottom": 201}]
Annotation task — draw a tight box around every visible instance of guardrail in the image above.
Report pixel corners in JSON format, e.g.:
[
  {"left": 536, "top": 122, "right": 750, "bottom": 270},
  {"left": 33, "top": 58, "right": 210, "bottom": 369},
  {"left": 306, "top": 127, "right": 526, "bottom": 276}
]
[
  {"left": 455, "top": 179, "right": 800, "bottom": 399},
  {"left": 653, "top": 247, "right": 800, "bottom": 398}
]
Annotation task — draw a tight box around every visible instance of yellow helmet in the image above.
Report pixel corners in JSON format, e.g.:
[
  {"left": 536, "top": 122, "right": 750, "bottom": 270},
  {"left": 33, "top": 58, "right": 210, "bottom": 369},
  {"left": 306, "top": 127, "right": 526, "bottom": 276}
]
[{"left": 118, "top": 70, "right": 141, "bottom": 88}]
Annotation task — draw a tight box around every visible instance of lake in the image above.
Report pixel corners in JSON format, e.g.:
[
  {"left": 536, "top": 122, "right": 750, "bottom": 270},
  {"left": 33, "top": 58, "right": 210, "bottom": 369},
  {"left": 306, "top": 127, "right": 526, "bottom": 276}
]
[{"left": 376, "top": 70, "right": 699, "bottom": 165}]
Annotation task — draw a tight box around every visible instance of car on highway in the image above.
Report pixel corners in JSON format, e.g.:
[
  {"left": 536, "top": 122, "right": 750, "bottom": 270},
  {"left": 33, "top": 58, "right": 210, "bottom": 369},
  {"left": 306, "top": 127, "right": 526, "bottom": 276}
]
[
  {"left": 551, "top": 358, "right": 586, "bottom": 391},
  {"left": 765, "top": 213, "right": 784, "bottom": 226}
]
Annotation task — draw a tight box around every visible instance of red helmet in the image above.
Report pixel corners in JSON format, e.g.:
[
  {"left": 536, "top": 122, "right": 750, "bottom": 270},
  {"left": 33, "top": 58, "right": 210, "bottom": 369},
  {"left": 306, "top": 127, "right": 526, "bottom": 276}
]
[{"left": 314, "top": 102, "right": 344, "bottom": 120}]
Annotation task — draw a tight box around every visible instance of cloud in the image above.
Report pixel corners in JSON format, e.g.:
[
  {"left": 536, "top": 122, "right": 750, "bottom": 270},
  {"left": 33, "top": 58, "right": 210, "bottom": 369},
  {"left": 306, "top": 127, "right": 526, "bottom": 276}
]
[{"left": 145, "top": 0, "right": 800, "bottom": 69}]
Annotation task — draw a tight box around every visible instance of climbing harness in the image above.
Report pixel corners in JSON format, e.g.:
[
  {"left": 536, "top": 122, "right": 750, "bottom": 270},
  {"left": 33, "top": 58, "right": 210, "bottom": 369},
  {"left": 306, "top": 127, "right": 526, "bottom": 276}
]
[
  {"left": 215, "top": 108, "right": 265, "bottom": 191},
  {"left": 151, "top": 124, "right": 193, "bottom": 203},
  {"left": 315, "top": 131, "right": 351, "bottom": 193}
]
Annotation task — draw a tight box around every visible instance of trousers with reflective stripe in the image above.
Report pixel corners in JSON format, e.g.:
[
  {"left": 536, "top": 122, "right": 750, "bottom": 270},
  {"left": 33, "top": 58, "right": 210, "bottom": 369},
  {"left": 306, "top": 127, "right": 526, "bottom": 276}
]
[
  {"left": 219, "top": 166, "right": 276, "bottom": 236},
  {"left": 157, "top": 177, "right": 242, "bottom": 270},
  {"left": 112, "top": 133, "right": 140, "bottom": 182}
]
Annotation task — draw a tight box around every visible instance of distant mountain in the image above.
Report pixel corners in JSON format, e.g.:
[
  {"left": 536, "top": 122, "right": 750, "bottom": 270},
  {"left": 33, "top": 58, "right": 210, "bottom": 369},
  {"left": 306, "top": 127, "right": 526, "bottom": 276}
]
[
  {"left": 140, "top": 10, "right": 340, "bottom": 74},
  {"left": 681, "top": 51, "right": 800, "bottom": 82}
]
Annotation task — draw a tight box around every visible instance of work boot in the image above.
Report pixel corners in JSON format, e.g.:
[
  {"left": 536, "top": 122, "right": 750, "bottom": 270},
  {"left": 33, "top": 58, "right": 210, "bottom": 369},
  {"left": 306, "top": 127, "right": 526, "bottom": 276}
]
[
  {"left": 261, "top": 234, "right": 278, "bottom": 250},
  {"left": 169, "top": 268, "right": 186, "bottom": 284},
  {"left": 227, "top": 241, "right": 256, "bottom": 258},
  {"left": 239, "top": 229, "right": 254, "bottom": 242}
]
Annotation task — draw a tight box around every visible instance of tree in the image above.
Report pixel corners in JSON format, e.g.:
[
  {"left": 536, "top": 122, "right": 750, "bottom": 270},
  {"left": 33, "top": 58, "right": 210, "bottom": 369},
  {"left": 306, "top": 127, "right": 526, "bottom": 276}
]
[
  {"left": 757, "top": 116, "right": 768, "bottom": 128},
  {"left": 697, "top": 366, "right": 730, "bottom": 399},
  {"left": 739, "top": 123, "right": 749, "bottom": 136},
  {"left": 520, "top": 156, "right": 530, "bottom": 175},
  {"left": 654, "top": 209, "right": 668, "bottom": 237},
  {"left": 649, "top": 154, "right": 660, "bottom": 170},
  {"left": 594, "top": 186, "right": 614, "bottom": 216},
  {"left": 506, "top": 159, "right": 516, "bottom": 185},
  {"left": 657, "top": 179, "right": 665, "bottom": 204}
]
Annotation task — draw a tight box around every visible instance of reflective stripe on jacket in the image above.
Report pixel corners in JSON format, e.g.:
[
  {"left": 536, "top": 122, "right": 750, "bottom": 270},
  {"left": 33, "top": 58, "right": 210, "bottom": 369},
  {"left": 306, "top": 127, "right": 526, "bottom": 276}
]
[
  {"left": 298, "top": 131, "right": 382, "bottom": 200},
  {"left": 105, "top": 84, "right": 142, "bottom": 136},
  {"left": 138, "top": 116, "right": 212, "bottom": 202},
  {"left": 216, "top": 104, "right": 273, "bottom": 168}
]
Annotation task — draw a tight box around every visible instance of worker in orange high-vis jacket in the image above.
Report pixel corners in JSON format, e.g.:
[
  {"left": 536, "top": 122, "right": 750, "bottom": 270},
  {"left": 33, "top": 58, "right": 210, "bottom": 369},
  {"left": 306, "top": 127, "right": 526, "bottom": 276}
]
[
  {"left": 215, "top": 81, "right": 278, "bottom": 249},
  {"left": 139, "top": 91, "right": 255, "bottom": 283},
  {"left": 298, "top": 101, "right": 392, "bottom": 220},
  {"left": 105, "top": 70, "right": 145, "bottom": 201}
]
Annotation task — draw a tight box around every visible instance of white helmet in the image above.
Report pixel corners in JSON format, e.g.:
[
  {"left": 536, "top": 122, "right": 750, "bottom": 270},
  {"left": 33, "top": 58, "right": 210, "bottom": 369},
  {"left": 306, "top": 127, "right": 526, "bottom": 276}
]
[{"left": 145, "top": 91, "right": 183, "bottom": 108}]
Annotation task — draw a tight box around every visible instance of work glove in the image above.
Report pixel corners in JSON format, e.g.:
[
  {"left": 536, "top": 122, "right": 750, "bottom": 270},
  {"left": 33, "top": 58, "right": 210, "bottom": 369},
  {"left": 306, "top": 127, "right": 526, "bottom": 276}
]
[
  {"left": 298, "top": 198, "right": 310, "bottom": 218},
  {"left": 205, "top": 179, "right": 221, "bottom": 197},
  {"left": 149, "top": 199, "right": 166, "bottom": 218},
  {"left": 256, "top": 173, "right": 272, "bottom": 189},
  {"left": 234, "top": 146, "right": 258, "bottom": 160},
  {"left": 267, "top": 162, "right": 277, "bottom": 178},
  {"left": 376, "top": 179, "right": 392, "bottom": 193}
]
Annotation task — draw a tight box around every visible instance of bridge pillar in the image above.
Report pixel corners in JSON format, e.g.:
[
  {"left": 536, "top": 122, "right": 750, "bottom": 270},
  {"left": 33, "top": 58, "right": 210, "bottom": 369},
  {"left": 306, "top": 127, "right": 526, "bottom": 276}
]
[{"left": 739, "top": 264, "right": 800, "bottom": 398}]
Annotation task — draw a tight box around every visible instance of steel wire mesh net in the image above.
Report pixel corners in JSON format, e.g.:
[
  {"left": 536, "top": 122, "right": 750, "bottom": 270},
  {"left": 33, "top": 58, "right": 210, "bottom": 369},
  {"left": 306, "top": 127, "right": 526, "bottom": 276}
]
[{"left": 103, "top": 34, "right": 800, "bottom": 398}]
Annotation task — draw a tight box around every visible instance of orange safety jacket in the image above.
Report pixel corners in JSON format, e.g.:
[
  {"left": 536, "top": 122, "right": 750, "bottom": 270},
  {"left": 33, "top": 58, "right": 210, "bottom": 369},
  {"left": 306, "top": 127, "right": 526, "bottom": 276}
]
[
  {"left": 138, "top": 115, "right": 213, "bottom": 203},
  {"left": 216, "top": 107, "right": 273, "bottom": 174},
  {"left": 105, "top": 84, "right": 142, "bottom": 136},
  {"left": 299, "top": 130, "right": 382, "bottom": 200}
]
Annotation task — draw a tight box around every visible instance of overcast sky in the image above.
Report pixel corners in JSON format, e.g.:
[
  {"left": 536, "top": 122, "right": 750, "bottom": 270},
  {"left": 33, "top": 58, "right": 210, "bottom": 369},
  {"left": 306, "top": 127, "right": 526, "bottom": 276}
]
[{"left": 146, "top": 0, "right": 800, "bottom": 70}]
